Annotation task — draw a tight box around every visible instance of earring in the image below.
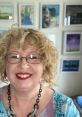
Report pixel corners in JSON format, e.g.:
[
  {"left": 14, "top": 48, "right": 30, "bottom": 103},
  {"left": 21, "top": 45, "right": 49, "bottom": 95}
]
[{"left": 1, "top": 72, "right": 9, "bottom": 84}]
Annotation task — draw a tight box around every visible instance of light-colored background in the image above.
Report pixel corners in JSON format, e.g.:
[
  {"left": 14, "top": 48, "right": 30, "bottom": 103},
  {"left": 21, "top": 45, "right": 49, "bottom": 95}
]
[{"left": 0, "top": 0, "right": 82, "bottom": 96}]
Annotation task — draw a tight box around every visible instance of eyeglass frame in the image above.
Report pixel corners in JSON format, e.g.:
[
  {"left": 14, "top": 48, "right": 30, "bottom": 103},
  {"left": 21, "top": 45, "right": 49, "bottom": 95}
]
[{"left": 6, "top": 52, "right": 41, "bottom": 64}]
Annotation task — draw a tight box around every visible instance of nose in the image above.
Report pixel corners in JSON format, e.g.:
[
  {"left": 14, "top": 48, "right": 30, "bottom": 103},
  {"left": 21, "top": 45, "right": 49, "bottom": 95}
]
[{"left": 20, "top": 57, "right": 30, "bottom": 69}]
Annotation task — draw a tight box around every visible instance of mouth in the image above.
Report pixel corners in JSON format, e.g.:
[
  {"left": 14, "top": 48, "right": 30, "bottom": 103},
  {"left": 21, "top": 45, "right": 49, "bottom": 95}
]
[{"left": 16, "top": 73, "right": 32, "bottom": 80}]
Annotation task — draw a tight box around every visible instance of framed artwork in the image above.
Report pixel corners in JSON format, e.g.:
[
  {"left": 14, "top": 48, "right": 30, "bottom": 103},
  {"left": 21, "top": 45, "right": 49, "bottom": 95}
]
[
  {"left": 18, "top": 3, "right": 36, "bottom": 27},
  {"left": 64, "top": 4, "right": 82, "bottom": 26},
  {"left": 40, "top": 3, "right": 60, "bottom": 29},
  {"left": 0, "top": 3, "right": 14, "bottom": 21},
  {"left": 61, "top": 59, "right": 80, "bottom": 72},
  {"left": 63, "top": 31, "right": 82, "bottom": 55}
]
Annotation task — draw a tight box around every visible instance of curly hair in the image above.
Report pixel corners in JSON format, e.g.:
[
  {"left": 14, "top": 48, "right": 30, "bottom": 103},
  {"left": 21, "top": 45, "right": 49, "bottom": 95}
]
[{"left": 0, "top": 28, "right": 58, "bottom": 86}]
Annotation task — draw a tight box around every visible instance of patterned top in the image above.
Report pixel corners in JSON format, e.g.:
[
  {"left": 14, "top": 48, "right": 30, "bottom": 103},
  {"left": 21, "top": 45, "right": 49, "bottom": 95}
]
[{"left": 0, "top": 88, "right": 80, "bottom": 117}]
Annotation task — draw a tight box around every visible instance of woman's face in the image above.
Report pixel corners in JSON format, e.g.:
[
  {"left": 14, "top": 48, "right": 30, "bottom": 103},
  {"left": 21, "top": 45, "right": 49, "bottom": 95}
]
[{"left": 6, "top": 44, "right": 43, "bottom": 92}]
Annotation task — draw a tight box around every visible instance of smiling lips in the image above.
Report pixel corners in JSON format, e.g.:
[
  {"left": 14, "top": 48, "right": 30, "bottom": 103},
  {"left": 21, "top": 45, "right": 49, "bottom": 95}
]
[{"left": 16, "top": 73, "right": 32, "bottom": 80}]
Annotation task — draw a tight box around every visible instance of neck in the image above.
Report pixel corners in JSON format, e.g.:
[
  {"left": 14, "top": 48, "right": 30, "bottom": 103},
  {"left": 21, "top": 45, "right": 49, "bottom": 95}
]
[
  {"left": 10, "top": 84, "right": 40, "bottom": 101},
  {"left": 7, "top": 84, "right": 42, "bottom": 117}
]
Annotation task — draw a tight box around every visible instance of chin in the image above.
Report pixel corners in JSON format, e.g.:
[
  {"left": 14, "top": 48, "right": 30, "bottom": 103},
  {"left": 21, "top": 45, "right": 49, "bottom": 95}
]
[{"left": 17, "top": 83, "right": 34, "bottom": 91}]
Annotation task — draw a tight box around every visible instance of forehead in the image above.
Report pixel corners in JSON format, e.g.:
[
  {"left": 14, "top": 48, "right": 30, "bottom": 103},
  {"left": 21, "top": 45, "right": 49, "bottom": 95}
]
[
  {"left": 8, "top": 43, "right": 38, "bottom": 52},
  {"left": 9, "top": 39, "right": 37, "bottom": 48},
  {"left": 8, "top": 37, "right": 39, "bottom": 50}
]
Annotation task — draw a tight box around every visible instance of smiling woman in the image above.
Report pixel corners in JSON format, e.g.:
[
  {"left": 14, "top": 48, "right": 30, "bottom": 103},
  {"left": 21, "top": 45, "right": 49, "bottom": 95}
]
[{"left": 0, "top": 28, "right": 80, "bottom": 117}]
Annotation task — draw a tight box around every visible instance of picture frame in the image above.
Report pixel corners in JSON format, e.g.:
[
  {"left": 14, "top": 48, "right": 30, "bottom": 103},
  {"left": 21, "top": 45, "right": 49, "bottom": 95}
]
[
  {"left": 63, "top": 31, "right": 82, "bottom": 55},
  {"left": 61, "top": 59, "right": 80, "bottom": 72},
  {"left": 40, "top": 3, "right": 60, "bottom": 29},
  {"left": 64, "top": 4, "right": 82, "bottom": 26},
  {"left": 0, "top": 3, "right": 14, "bottom": 21},
  {"left": 18, "top": 3, "right": 36, "bottom": 28}
]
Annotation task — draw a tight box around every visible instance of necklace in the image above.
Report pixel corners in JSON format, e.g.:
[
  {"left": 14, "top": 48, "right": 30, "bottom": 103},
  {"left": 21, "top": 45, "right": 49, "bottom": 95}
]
[{"left": 7, "top": 84, "right": 42, "bottom": 117}]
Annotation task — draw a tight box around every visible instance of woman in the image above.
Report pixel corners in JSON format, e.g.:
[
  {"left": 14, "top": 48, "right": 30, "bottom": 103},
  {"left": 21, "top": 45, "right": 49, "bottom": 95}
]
[{"left": 0, "top": 28, "right": 80, "bottom": 117}]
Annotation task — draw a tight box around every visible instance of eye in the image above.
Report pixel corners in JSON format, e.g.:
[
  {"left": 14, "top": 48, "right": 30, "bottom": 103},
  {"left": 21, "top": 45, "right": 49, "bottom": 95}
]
[
  {"left": 29, "top": 54, "right": 40, "bottom": 59},
  {"left": 6, "top": 53, "right": 21, "bottom": 64},
  {"left": 8, "top": 53, "right": 20, "bottom": 59}
]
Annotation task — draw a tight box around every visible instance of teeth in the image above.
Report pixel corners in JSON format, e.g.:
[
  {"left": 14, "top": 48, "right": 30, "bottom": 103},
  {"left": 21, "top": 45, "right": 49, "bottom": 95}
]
[{"left": 16, "top": 74, "right": 31, "bottom": 78}]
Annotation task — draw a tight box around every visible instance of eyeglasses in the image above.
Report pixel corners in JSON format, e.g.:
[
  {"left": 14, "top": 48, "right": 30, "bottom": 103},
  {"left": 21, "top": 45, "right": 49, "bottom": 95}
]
[{"left": 6, "top": 53, "right": 41, "bottom": 64}]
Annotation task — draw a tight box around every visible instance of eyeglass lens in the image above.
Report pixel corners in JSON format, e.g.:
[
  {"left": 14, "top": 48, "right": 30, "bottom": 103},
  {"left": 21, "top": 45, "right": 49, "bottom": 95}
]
[{"left": 6, "top": 53, "right": 41, "bottom": 64}]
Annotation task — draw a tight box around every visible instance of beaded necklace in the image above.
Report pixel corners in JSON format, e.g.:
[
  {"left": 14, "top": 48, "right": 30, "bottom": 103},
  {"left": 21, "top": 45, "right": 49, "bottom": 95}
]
[{"left": 7, "top": 84, "right": 42, "bottom": 117}]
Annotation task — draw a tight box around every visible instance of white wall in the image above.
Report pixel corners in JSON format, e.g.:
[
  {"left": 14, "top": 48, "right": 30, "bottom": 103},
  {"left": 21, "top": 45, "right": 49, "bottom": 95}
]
[{"left": 0, "top": 0, "right": 82, "bottom": 96}]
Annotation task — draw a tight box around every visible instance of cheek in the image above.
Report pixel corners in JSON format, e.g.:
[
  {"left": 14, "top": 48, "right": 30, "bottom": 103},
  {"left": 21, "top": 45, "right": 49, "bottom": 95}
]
[
  {"left": 6, "top": 63, "right": 15, "bottom": 77},
  {"left": 36, "top": 64, "right": 43, "bottom": 77}
]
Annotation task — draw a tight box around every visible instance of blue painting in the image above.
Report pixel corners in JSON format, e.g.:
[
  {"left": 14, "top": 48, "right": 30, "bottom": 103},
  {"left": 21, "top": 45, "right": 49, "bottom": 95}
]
[
  {"left": 42, "top": 4, "right": 60, "bottom": 28},
  {"left": 66, "top": 34, "right": 81, "bottom": 52},
  {"left": 62, "top": 60, "right": 80, "bottom": 72},
  {"left": 21, "top": 5, "right": 34, "bottom": 26}
]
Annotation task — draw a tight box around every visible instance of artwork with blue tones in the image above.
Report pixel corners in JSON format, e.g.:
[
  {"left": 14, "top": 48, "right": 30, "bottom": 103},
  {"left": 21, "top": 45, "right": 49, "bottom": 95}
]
[
  {"left": 20, "top": 5, "right": 34, "bottom": 26},
  {"left": 62, "top": 60, "right": 80, "bottom": 72},
  {"left": 41, "top": 4, "right": 60, "bottom": 28},
  {"left": 66, "top": 34, "right": 80, "bottom": 52}
]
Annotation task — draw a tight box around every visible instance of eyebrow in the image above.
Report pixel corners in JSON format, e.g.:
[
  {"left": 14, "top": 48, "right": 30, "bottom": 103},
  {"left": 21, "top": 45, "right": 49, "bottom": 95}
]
[{"left": 8, "top": 51, "right": 40, "bottom": 55}]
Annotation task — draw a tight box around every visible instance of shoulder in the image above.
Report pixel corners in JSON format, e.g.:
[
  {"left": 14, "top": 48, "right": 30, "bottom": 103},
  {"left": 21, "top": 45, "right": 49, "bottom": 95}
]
[
  {"left": 0, "top": 85, "right": 7, "bottom": 100},
  {"left": 52, "top": 91, "right": 80, "bottom": 117},
  {"left": 0, "top": 86, "right": 8, "bottom": 116},
  {"left": 0, "top": 87, "right": 2, "bottom": 101}
]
